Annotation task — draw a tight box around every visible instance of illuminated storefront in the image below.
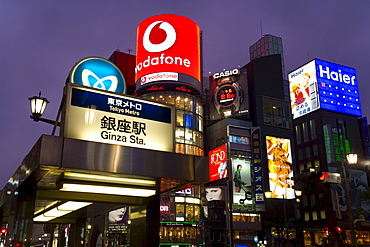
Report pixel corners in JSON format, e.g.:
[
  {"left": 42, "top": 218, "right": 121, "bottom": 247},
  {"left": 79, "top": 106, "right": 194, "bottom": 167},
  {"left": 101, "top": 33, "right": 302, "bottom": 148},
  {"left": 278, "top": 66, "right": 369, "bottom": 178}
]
[{"left": 159, "top": 187, "right": 202, "bottom": 246}]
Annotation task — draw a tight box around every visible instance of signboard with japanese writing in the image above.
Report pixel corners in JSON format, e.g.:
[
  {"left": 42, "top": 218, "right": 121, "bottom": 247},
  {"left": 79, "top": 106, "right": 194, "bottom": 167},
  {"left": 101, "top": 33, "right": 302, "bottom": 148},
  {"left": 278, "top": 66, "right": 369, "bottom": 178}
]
[
  {"left": 62, "top": 84, "right": 174, "bottom": 152},
  {"left": 252, "top": 128, "right": 265, "bottom": 209}
]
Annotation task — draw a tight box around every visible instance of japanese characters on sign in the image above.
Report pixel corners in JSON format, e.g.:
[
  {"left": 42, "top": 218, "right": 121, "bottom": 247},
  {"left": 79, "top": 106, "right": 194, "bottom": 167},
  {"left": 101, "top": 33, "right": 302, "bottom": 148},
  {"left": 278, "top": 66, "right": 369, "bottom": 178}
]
[
  {"left": 252, "top": 128, "right": 264, "bottom": 205},
  {"left": 63, "top": 85, "right": 174, "bottom": 152}
]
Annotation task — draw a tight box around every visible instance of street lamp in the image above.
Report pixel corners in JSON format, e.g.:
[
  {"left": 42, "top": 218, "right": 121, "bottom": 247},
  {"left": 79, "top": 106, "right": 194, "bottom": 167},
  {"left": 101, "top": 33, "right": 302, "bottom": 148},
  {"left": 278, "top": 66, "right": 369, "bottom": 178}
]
[
  {"left": 342, "top": 153, "right": 358, "bottom": 247},
  {"left": 29, "top": 92, "right": 49, "bottom": 121},
  {"left": 28, "top": 92, "right": 60, "bottom": 126}
]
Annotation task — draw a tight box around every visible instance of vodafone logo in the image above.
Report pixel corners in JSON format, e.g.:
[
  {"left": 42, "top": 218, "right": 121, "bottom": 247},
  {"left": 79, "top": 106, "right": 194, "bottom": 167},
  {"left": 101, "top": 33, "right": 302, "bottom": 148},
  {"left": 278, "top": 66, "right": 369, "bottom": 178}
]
[
  {"left": 143, "top": 21, "right": 176, "bottom": 53},
  {"left": 135, "top": 14, "right": 201, "bottom": 83}
]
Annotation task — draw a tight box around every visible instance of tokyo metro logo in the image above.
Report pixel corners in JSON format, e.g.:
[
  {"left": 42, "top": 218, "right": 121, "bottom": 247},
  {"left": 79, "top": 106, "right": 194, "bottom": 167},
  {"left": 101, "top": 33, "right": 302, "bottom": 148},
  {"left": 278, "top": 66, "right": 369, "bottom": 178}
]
[
  {"left": 143, "top": 21, "right": 176, "bottom": 53},
  {"left": 70, "top": 57, "right": 126, "bottom": 94}
]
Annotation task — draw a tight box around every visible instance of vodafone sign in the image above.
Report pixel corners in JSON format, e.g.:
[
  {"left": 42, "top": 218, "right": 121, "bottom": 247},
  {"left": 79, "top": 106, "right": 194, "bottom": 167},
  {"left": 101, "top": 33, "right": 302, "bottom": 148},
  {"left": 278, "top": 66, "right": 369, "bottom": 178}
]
[{"left": 135, "top": 14, "right": 201, "bottom": 85}]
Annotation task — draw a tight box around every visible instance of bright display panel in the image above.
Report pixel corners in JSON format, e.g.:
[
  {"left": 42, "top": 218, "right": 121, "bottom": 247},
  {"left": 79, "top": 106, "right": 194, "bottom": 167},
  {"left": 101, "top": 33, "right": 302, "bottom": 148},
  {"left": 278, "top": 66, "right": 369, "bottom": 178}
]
[
  {"left": 209, "top": 68, "right": 249, "bottom": 120},
  {"left": 204, "top": 187, "right": 223, "bottom": 201},
  {"left": 266, "top": 136, "right": 295, "bottom": 199},
  {"left": 232, "top": 158, "right": 253, "bottom": 205},
  {"left": 63, "top": 84, "right": 174, "bottom": 152},
  {"left": 70, "top": 57, "right": 126, "bottom": 94},
  {"left": 135, "top": 14, "right": 200, "bottom": 87},
  {"left": 208, "top": 144, "right": 228, "bottom": 181},
  {"left": 109, "top": 207, "right": 128, "bottom": 224},
  {"left": 289, "top": 59, "right": 361, "bottom": 119}
]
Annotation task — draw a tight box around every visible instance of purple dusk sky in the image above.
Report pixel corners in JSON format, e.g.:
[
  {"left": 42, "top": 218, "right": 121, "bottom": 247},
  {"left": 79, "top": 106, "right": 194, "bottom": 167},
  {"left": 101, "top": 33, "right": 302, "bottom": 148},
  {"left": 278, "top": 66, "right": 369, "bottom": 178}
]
[{"left": 1, "top": 1, "right": 370, "bottom": 187}]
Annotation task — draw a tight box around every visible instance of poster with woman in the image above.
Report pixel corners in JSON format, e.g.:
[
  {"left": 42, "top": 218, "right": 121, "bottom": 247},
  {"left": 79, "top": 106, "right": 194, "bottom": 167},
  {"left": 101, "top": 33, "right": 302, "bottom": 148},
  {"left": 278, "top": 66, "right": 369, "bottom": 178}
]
[
  {"left": 288, "top": 60, "right": 319, "bottom": 119},
  {"left": 266, "top": 136, "right": 295, "bottom": 199}
]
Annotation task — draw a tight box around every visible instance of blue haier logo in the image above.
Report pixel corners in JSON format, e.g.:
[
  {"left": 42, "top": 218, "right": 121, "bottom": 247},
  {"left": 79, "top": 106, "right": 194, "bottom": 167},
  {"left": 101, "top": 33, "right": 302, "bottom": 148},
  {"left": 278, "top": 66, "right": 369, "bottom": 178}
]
[
  {"left": 316, "top": 59, "right": 357, "bottom": 85},
  {"left": 70, "top": 57, "right": 126, "bottom": 94}
]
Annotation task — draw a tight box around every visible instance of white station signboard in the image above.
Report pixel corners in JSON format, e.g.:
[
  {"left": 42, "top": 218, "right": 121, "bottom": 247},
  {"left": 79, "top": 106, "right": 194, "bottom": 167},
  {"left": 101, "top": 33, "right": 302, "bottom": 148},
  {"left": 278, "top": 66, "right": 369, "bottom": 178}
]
[{"left": 63, "top": 84, "right": 174, "bottom": 152}]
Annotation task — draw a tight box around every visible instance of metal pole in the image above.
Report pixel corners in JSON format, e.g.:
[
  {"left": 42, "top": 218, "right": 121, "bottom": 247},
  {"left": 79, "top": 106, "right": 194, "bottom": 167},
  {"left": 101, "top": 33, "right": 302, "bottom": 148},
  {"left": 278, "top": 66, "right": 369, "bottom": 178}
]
[{"left": 341, "top": 161, "right": 356, "bottom": 247}]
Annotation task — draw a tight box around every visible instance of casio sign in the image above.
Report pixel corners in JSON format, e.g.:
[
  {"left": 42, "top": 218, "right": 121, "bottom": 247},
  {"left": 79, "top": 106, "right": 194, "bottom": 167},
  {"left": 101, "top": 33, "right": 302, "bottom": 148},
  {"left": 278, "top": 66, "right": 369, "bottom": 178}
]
[{"left": 213, "top": 69, "right": 240, "bottom": 79}]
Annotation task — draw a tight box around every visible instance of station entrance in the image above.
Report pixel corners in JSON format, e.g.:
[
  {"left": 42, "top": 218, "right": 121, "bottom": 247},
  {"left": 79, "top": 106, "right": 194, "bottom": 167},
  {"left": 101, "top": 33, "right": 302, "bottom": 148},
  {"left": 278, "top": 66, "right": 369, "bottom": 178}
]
[{"left": 0, "top": 135, "right": 208, "bottom": 247}]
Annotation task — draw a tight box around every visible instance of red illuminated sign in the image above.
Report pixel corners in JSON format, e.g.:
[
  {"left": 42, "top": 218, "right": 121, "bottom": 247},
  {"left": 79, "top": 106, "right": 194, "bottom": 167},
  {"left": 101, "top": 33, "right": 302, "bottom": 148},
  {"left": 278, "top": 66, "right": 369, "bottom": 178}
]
[
  {"left": 209, "top": 144, "right": 228, "bottom": 182},
  {"left": 135, "top": 14, "right": 201, "bottom": 84}
]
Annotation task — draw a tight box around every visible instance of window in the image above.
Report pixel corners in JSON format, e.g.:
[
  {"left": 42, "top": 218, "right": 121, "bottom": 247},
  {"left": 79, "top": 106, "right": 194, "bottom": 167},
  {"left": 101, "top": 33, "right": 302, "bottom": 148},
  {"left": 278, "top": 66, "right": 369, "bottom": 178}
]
[
  {"left": 310, "top": 194, "right": 316, "bottom": 207},
  {"left": 310, "top": 119, "right": 317, "bottom": 139},
  {"left": 320, "top": 210, "right": 326, "bottom": 219},
  {"left": 298, "top": 149, "right": 304, "bottom": 160},
  {"left": 262, "top": 96, "right": 291, "bottom": 128},
  {"left": 312, "top": 211, "right": 318, "bottom": 221},
  {"left": 303, "top": 122, "right": 309, "bottom": 142},
  {"left": 229, "top": 135, "right": 249, "bottom": 145},
  {"left": 318, "top": 193, "right": 324, "bottom": 207},
  {"left": 295, "top": 125, "right": 302, "bottom": 144},
  {"left": 313, "top": 144, "right": 319, "bottom": 156},
  {"left": 305, "top": 146, "right": 311, "bottom": 158},
  {"left": 304, "top": 212, "right": 310, "bottom": 221},
  {"left": 314, "top": 160, "right": 320, "bottom": 171}
]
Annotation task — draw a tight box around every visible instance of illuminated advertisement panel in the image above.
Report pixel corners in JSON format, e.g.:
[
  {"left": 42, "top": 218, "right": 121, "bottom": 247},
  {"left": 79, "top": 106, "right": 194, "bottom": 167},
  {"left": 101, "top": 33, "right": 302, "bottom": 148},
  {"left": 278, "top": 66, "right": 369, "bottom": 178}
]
[
  {"left": 70, "top": 57, "right": 126, "bottom": 94},
  {"left": 252, "top": 128, "right": 265, "bottom": 209},
  {"left": 329, "top": 167, "right": 370, "bottom": 212},
  {"left": 135, "top": 14, "right": 200, "bottom": 89},
  {"left": 289, "top": 59, "right": 361, "bottom": 118},
  {"left": 63, "top": 84, "right": 174, "bottom": 152},
  {"left": 288, "top": 60, "right": 319, "bottom": 119},
  {"left": 109, "top": 207, "right": 128, "bottom": 224},
  {"left": 316, "top": 59, "right": 361, "bottom": 116},
  {"left": 204, "top": 187, "right": 224, "bottom": 201},
  {"left": 208, "top": 144, "right": 228, "bottom": 182},
  {"left": 266, "top": 136, "right": 294, "bottom": 199},
  {"left": 209, "top": 68, "right": 249, "bottom": 120},
  {"left": 232, "top": 158, "right": 253, "bottom": 206}
]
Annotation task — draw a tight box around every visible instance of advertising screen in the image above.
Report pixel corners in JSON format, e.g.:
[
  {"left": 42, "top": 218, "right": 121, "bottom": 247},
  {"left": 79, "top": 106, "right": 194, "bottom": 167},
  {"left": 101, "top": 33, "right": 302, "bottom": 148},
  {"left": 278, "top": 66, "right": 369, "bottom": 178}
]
[
  {"left": 266, "top": 136, "right": 295, "bottom": 199},
  {"left": 204, "top": 187, "right": 224, "bottom": 201},
  {"left": 232, "top": 158, "right": 253, "bottom": 205},
  {"left": 109, "top": 207, "right": 128, "bottom": 224},
  {"left": 208, "top": 144, "right": 228, "bottom": 182},
  {"left": 63, "top": 84, "right": 174, "bottom": 152},
  {"left": 289, "top": 59, "right": 361, "bottom": 118},
  {"left": 209, "top": 68, "right": 249, "bottom": 120},
  {"left": 70, "top": 57, "right": 126, "bottom": 94},
  {"left": 135, "top": 14, "right": 200, "bottom": 91}
]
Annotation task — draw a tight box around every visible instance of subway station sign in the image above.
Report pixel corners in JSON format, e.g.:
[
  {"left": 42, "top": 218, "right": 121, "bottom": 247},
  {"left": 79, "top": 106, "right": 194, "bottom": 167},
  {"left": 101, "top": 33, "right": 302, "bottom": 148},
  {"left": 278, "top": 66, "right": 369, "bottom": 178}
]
[{"left": 62, "top": 84, "right": 174, "bottom": 152}]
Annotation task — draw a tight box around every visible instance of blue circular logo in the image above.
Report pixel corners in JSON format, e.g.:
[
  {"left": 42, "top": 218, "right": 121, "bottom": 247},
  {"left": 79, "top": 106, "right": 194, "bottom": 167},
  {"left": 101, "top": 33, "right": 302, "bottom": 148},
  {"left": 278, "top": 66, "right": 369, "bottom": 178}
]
[{"left": 71, "top": 57, "right": 126, "bottom": 94}]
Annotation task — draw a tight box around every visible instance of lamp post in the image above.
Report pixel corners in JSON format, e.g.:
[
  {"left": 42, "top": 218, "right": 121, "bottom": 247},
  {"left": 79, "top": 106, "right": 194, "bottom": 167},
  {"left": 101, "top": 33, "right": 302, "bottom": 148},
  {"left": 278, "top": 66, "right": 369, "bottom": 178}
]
[
  {"left": 29, "top": 92, "right": 50, "bottom": 122},
  {"left": 342, "top": 153, "right": 358, "bottom": 247},
  {"left": 28, "top": 92, "right": 61, "bottom": 135}
]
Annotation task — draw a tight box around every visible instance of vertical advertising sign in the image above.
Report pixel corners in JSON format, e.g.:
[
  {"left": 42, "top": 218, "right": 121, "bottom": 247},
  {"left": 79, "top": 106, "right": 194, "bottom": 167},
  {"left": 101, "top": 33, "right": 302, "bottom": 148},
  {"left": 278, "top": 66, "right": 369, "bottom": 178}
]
[
  {"left": 208, "top": 144, "right": 228, "bottom": 182},
  {"left": 288, "top": 60, "right": 319, "bottom": 119},
  {"left": 266, "top": 136, "right": 294, "bottom": 199},
  {"left": 252, "top": 128, "right": 265, "bottom": 209},
  {"left": 232, "top": 158, "right": 252, "bottom": 206},
  {"left": 135, "top": 14, "right": 200, "bottom": 90}
]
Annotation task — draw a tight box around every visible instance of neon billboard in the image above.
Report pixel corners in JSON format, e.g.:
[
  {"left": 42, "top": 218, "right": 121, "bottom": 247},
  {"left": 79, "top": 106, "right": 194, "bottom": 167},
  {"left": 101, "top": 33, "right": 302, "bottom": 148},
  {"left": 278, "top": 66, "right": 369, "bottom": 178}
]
[
  {"left": 135, "top": 14, "right": 201, "bottom": 90},
  {"left": 289, "top": 59, "right": 361, "bottom": 119}
]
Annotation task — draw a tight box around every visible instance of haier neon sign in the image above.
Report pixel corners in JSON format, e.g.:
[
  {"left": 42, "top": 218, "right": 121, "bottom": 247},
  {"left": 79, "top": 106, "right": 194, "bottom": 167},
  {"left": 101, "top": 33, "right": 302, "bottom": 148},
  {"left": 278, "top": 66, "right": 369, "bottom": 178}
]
[{"left": 288, "top": 59, "right": 361, "bottom": 118}]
